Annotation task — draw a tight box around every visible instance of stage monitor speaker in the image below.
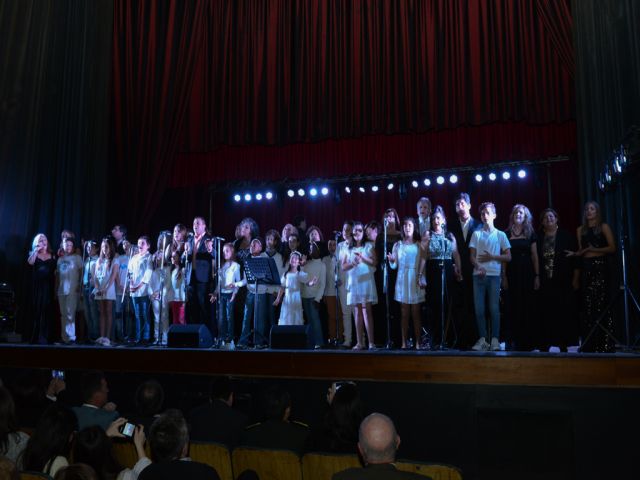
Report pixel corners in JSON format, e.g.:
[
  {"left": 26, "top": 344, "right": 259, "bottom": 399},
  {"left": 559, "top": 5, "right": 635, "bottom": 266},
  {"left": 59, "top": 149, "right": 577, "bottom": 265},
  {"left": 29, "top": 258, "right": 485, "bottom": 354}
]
[
  {"left": 167, "top": 324, "right": 213, "bottom": 348},
  {"left": 270, "top": 325, "right": 312, "bottom": 350}
]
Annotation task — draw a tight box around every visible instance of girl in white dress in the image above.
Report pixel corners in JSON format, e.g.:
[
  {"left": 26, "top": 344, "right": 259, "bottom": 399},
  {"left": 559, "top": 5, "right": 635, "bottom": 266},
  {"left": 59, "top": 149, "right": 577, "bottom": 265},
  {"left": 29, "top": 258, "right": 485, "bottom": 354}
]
[
  {"left": 388, "top": 217, "right": 427, "bottom": 349},
  {"left": 93, "top": 238, "right": 117, "bottom": 346},
  {"left": 342, "top": 221, "right": 378, "bottom": 350},
  {"left": 276, "top": 251, "right": 317, "bottom": 325}
]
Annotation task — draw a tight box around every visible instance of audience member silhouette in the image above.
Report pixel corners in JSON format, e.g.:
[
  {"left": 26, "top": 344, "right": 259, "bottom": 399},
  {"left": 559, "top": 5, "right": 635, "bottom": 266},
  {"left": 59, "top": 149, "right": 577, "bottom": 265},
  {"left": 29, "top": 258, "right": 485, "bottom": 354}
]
[
  {"left": 72, "top": 372, "right": 119, "bottom": 431},
  {"left": 21, "top": 403, "right": 78, "bottom": 477},
  {"left": 188, "top": 376, "right": 249, "bottom": 448},
  {"left": 333, "top": 413, "right": 430, "bottom": 479},
  {"left": 240, "top": 385, "right": 309, "bottom": 454},
  {"left": 139, "top": 409, "right": 220, "bottom": 480},
  {"left": 305, "top": 382, "right": 364, "bottom": 454}
]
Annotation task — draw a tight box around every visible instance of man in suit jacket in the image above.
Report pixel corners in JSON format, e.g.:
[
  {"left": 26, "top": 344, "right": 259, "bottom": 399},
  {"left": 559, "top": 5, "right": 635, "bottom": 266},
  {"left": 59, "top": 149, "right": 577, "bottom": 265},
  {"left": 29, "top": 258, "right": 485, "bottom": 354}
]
[
  {"left": 140, "top": 409, "right": 220, "bottom": 480},
  {"left": 448, "top": 193, "right": 482, "bottom": 350},
  {"left": 333, "top": 413, "right": 429, "bottom": 480},
  {"left": 72, "top": 371, "right": 119, "bottom": 431},
  {"left": 188, "top": 376, "right": 249, "bottom": 448},
  {"left": 185, "top": 216, "right": 215, "bottom": 325},
  {"left": 240, "top": 385, "right": 309, "bottom": 454}
]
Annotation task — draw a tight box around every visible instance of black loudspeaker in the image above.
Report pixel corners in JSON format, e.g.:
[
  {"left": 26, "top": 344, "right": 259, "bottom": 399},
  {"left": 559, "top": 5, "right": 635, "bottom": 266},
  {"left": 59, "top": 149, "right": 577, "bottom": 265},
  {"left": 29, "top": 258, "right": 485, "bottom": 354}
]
[
  {"left": 167, "top": 324, "right": 213, "bottom": 348},
  {"left": 269, "top": 325, "right": 312, "bottom": 350}
]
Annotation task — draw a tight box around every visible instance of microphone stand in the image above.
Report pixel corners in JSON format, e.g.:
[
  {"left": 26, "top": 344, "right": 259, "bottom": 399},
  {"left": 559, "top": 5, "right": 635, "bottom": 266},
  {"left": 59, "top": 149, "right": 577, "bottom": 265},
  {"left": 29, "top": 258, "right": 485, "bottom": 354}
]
[
  {"left": 383, "top": 220, "right": 393, "bottom": 349},
  {"left": 436, "top": 260, "right": 448, "bottom": 350},
  {"left": 331, "top": 231, "right": 341, "bottom": 348},
  {"left": 156, "top": 234, "right": 168, "bottom": 346},
  {"left": 213, "top": 236, "right": 224, "bottom": 348}
]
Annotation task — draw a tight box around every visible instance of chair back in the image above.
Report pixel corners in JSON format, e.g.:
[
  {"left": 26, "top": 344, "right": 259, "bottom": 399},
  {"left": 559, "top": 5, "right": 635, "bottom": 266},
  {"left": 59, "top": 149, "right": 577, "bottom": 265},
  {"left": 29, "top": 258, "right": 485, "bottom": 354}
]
[
  {"left": 19, "top": 472, "right": 53, "bottom": 480},
  {"left": 111, "top": 440, "right": 138, "bottom": 469},
  {"left": 189, "top": 441, "right": 233, "bottom": 480},
  {"left": 396, "top": 460, "right": 463, "bottom": 480},
  {"left": 301, "top": 452, "right": 361, "bottom": 480},
  {"left": 232, "top": 447, "right": 302, "bottom": 480}
]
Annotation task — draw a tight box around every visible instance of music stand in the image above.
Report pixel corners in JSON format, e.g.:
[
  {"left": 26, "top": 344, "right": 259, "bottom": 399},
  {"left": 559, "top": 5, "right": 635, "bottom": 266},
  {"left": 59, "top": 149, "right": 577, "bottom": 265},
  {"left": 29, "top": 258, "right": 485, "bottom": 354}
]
[{"left": 245, "top": 256, "right": 281, "bottom": 347}]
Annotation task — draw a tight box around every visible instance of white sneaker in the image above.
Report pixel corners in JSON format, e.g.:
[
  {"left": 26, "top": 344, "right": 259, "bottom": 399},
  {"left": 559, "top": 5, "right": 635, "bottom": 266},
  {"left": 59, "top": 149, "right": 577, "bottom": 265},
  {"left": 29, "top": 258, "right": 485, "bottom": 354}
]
[
  {"left": 102, "top": 337, "right": 111, "bottom": 347},
  {"left": 472, "top": 337, "right": 490, "bottom": 351},
  {"left": 490, "top": 337, "right": 500, "bottom": 351}
]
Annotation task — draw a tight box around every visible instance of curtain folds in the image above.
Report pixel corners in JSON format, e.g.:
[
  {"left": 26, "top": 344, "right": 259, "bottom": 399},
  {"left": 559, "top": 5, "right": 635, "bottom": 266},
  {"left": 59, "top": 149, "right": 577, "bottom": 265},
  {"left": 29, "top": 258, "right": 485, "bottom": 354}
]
[{"left": 111, "top": 0, "right": 206, "bottom": 230}]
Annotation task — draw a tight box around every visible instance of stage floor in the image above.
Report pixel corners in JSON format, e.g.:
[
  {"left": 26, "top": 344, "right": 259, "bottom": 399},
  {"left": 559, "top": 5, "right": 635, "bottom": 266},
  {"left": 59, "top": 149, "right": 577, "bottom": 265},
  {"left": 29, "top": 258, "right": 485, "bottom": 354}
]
[{"left": 2, "top": 342, "right": 639, "bottom": 388}]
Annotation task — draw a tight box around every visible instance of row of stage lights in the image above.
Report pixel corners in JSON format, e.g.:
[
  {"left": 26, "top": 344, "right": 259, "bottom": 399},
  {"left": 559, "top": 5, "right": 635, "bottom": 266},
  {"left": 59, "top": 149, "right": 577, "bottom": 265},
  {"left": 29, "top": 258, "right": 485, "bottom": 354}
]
[
  {"left": 597, "top": 145, "right": 630, "bottom": 192},
  {"left": 232, "top": 169, "right": 527, "bottom": 203}
]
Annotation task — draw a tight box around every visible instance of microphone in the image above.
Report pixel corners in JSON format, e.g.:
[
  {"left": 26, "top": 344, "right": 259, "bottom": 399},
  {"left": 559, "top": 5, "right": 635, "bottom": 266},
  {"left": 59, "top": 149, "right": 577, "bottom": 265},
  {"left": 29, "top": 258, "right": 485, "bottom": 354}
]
[
  {"left": 212, "top": 236, "right": 225, "bottom": 241},
  {"left": 160, "top": 230, "right": 172, "bottom": 236},
  {"left": 384, "top": 218, "right": 389, "bottom": 227},
  {"left": 333, "top": 231, "right": 342, "bottom": 238}
]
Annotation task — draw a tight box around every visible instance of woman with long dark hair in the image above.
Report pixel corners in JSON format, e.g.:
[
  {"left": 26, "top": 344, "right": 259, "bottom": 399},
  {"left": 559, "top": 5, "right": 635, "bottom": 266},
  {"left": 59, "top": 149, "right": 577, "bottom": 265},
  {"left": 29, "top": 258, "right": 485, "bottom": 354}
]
[
  {"left": 572, "top": 201, "right": 616, "bottom": 352},
  {"left": 21, "top": 403, "right": 78, "bottom": 477}
]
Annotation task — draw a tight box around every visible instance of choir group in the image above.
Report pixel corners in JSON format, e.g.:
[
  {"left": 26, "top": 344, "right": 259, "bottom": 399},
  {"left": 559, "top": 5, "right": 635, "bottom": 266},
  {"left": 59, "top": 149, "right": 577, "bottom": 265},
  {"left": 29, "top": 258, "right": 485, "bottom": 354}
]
[{"left": 26, "top": 194, "right": 617, "bottom": 353}]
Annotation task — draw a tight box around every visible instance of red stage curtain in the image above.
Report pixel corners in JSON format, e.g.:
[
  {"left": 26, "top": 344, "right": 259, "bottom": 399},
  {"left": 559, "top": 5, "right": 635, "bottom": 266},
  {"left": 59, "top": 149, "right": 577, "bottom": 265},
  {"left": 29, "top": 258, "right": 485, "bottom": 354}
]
[
  {"left": 111, "top": 0, "right": 206, "bottom": 229},
  {"left": 111, "top": 0, "right": 576, "bottom": 231}
]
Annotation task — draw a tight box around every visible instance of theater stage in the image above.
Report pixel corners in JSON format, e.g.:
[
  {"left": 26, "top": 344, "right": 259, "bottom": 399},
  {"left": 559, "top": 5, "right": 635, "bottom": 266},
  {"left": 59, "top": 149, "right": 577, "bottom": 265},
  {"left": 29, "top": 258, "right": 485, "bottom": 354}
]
[{"left": 2, "top": 343, "right": 639, "bottom": 388}]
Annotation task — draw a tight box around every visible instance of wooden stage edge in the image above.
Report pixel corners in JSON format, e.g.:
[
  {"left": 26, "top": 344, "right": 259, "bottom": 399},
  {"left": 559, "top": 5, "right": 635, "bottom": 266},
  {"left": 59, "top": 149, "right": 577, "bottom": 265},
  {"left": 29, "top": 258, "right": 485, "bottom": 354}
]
[{"left": 2, "top": 344, "right": 640, "bottom": 388}]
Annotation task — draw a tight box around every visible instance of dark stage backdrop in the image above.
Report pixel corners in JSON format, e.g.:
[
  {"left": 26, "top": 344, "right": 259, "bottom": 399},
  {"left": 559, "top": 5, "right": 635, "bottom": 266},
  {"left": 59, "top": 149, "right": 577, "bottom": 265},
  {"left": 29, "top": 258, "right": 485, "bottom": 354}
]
[
  {"left": 110, "top": 0, "right": 577, "bottom": 237},
  {"left": 0, "top": 0, "right": 113, "bottom": 337},
  {"left": 573, "top": 0, "right": 640, "bottom": 343}
]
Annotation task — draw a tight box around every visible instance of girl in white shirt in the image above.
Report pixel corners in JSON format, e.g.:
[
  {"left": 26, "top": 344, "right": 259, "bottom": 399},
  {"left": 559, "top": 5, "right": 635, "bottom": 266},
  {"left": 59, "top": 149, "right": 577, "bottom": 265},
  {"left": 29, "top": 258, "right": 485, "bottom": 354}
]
[{"left": 210, "top": 243, "right": 242, "bottom": 343}]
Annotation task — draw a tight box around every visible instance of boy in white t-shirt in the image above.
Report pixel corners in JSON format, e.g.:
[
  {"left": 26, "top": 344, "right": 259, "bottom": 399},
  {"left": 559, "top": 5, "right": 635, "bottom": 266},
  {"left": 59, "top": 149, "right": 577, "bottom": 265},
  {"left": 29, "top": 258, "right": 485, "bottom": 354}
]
[{"left": 469, "top": 202, "right": 511, "bottom": 351}]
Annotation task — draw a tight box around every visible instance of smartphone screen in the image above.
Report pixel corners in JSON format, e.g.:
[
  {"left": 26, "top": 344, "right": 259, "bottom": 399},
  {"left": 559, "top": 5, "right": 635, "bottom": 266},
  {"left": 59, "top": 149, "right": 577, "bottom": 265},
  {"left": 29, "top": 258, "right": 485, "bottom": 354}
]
[
  {"left": 51, "top": 370, "right": 65, "bottom": 381},
  {"left": 120, "top": 422, "right": 135, "bottom": 437}
]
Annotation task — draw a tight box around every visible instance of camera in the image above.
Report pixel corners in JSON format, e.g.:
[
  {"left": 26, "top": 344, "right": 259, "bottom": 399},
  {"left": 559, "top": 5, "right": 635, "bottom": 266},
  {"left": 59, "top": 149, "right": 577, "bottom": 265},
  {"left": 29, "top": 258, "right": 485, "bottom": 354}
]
[{"left": 120, "top": 422, "right": 135, "bottom": 437}]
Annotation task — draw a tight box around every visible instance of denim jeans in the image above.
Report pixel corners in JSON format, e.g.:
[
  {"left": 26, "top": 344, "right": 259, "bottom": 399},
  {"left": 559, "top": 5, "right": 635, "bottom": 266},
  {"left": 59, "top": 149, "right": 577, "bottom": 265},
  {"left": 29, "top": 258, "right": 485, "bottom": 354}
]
[
  {"left": 302, "top": 297, "right": 324, "bottom": 347},
  {"left": 217, "top": 292, "right": 235, "bottom": 341},
  {"left": 113, "top": 293, "right": 134, "bottom": 341},
  {"left": 473, "top": 275, "right": 501, "bottom": 339},
  {"left": 132, "top": 296, "right": 151, "bottom": 342},
  {"left": 239, "top": 292, "right": 269, "bottom": 346}
]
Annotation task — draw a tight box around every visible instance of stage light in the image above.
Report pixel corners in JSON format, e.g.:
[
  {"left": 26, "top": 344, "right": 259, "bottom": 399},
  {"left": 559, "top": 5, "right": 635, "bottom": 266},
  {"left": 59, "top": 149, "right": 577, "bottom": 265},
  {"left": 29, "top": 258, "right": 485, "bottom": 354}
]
[
  {"left": 604, "top": 165, "right": 612, "bottom": 184},
  {"left": 244, "top": 193, "right": 252, "bottom": 202},
  {"left": 423, "top": 178, "right": 431, "bottom": 187},
  {"left": 371, "top": 185, "right": 379, "bottom": 192},
  {"left": 517, "top": 169, "right": 526, "bottom": 179},
  {"left": 358, "top": 186, "right": 366, "bottom": 193},
  {"left": 287, "top": 189, "right": 295, "bottom": 198},
  {"left": 309, "top": 187, "right": 318, "bottom": 197},
  {"left": 449, "top": 174, "right": 458, "bottom": 184},
  {"left": 502, "top": 171, "right": 511, "bottom": 180},
  {"left": 411, "top": 180, "right": 419, "bottom": 188},
  {"left": 321, "top": 187, "right": 329, "bottom": 196},
  {"left": 265, "top": 191, "right": 273, "bottom": 200},
  {"left": 387, "top": 182, "right": 394, "bottom": 190},
  {"left": 233, "top": 194, "right": 241, "bottom": 202},
  {"left": 297, "top": 188, "right": 305, "bottom": 197},
  {"left": 475, "top": 174, "right": 483, "bottom": 182},
  {"left": 436, "top": 176, "right": 445, "bottom": 185},
  {"left": 488, "top": 172, "right": 497, "bottom": 181},
  {"left": 345, "top": 186, "right": 351, "bottom": 193},
  {"left": 255, "top": 193, "right": 263, "bottom": 201}
]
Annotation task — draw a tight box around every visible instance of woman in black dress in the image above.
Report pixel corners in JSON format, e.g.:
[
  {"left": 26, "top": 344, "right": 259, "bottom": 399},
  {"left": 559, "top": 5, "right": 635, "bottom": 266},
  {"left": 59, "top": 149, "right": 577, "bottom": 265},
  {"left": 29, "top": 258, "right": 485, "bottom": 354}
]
[
  {"left": 572, "top": 201, "right": 616, "bottom": 353},
  {"left": 27, "top": 233, "right": 56, "bottom": 344},
  {"left": 502, "top": 204, "right": 539, "bottom": 351},
  {"left": 536, "top": 208, "right": 578, "bottom": 352}
]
